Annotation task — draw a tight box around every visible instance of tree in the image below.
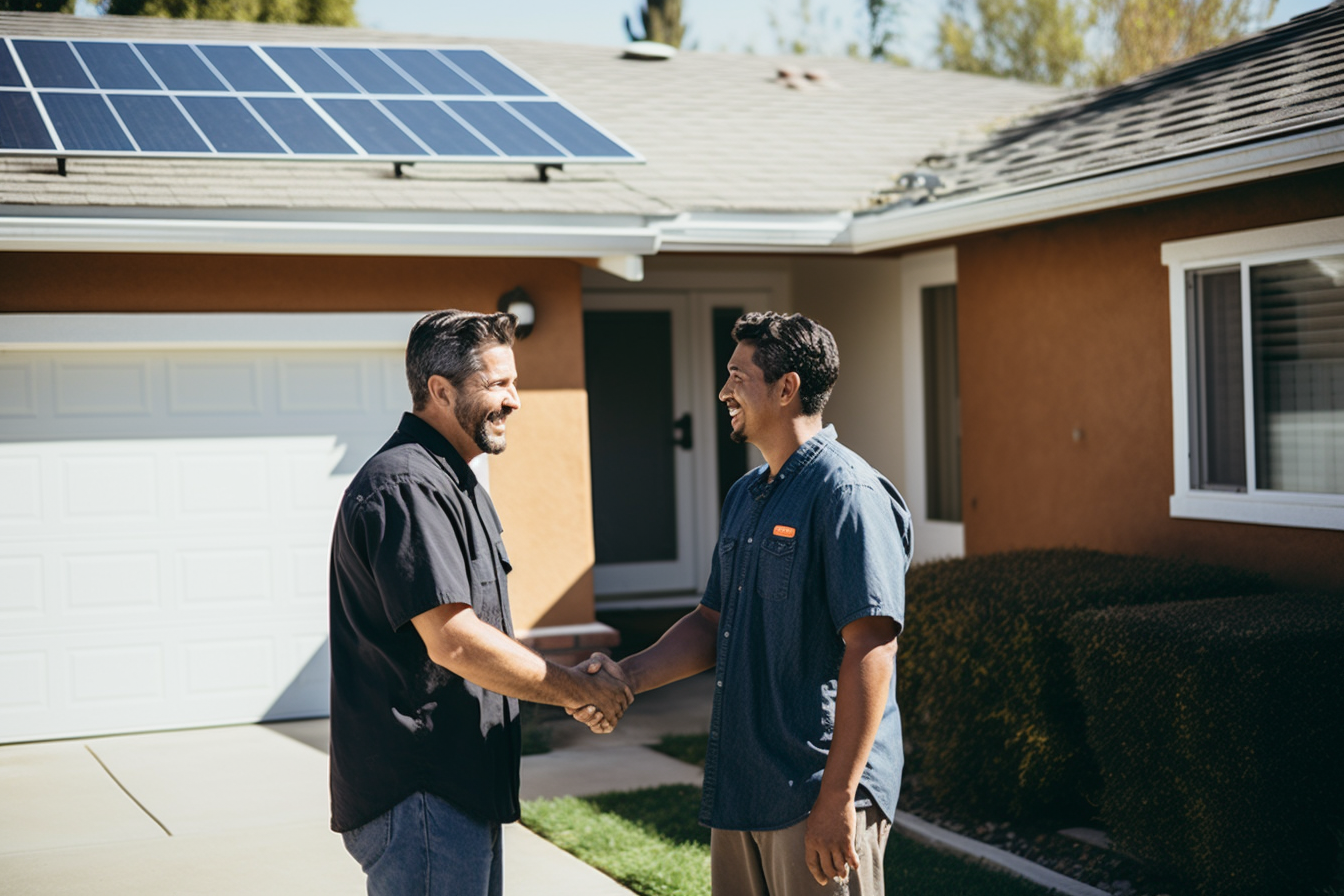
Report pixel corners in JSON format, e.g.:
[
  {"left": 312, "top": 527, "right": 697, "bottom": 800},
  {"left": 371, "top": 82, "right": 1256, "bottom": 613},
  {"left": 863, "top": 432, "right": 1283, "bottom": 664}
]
[
  {"left": 0, "top": 0, "right": 76, "bottom": 10},
  {"left": 100, "top": 0, "right": 356, "bottom": 26},
  {"left": 864, "top": 0, "right": 901, "bottom": 60},
  {"left": 625, "top": 0, "right": 685, "bottom": 47},
  {"left": 936, "top": 0, "right": 1090, "bottom": 84},
  {"left": 1088, "top": 0, "right": 1276, "bottom": 84}
]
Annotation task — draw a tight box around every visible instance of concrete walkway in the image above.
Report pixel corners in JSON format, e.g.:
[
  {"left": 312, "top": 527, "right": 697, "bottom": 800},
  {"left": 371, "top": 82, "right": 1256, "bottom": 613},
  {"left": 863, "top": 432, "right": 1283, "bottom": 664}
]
[{"left": 0, "top": 673, "right": 714, "bottom": 896}]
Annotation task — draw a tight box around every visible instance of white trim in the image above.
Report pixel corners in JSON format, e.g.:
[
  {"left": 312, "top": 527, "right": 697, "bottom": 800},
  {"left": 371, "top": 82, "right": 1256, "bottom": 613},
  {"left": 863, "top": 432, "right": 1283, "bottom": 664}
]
[
  {"left": 899, "top": 248, "right": 965, "bottom": 562},
  {"left": 1163, "top": 216, "right": 1344, "bottom": 531},
  {"left": 849, "top": 125, "right": 1344, "bottom": 254},
  {"left": 0, "top": 312, "right": 425, "bottom": 350},
  {"left": 893, "top": 811, "right": 1109, "bottom": 896},
  {"left": 656, "top": 211, "right": 854, "bottom": 252},
  {"left": 0, "top": 211, "right": 660, "bottom": 258}
]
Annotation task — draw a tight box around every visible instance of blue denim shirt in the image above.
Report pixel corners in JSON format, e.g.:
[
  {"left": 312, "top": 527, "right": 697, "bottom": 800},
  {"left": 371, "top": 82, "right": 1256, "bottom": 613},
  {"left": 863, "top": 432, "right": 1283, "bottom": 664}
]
[{"left": 699, "top": 425, "right": 912, "bottom": 831}]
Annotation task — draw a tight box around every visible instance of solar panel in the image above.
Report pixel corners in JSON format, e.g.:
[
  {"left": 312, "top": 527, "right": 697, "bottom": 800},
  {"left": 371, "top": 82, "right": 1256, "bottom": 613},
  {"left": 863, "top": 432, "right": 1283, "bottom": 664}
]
[{"left": 0, "top": 37, "right": 641, "bottom": 167}]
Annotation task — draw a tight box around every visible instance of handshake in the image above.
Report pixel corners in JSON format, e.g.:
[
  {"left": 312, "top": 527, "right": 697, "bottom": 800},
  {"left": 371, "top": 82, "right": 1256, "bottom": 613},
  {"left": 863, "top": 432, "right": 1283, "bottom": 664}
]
[{"left": 562, "top": 653, "right": 634, "bottom": 735}]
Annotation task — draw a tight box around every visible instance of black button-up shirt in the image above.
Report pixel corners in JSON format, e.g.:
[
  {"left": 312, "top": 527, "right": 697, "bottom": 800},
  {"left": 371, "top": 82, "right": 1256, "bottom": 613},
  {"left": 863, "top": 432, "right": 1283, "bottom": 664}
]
[{"left": 328, "top": 412, "right": 519, "bottom": 832}]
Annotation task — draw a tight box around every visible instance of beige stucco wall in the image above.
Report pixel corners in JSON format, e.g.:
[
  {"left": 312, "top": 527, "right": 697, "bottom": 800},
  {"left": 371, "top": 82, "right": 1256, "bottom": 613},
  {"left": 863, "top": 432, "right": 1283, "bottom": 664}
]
[
  {"left": 955, "top": 166, "right": 1344, "bottom": 591},
  {"left": 792, "top": 256, "right": 907, "bottom": 492},
  {"left": 0, "top": 251, "right": 597, "bottom": 629}
]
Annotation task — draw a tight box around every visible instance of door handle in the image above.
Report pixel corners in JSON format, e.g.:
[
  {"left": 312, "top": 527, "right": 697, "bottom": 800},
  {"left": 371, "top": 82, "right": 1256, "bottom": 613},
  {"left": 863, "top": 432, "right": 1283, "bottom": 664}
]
[{"left": 671, "top": 412, "right": 693, "bottom": 450}]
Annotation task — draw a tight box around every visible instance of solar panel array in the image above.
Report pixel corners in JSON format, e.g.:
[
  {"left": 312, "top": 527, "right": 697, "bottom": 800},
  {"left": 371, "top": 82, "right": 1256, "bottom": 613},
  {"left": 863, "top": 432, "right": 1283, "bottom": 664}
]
[{"left": 0, "top": 37, "right": 640, "bottom": 164}]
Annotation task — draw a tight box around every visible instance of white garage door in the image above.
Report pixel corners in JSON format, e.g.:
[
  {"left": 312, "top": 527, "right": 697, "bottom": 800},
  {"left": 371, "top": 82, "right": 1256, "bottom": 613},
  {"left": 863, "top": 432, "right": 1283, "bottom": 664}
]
[{"left": 0, "top": 344, "right": 412, "bottom": 743}]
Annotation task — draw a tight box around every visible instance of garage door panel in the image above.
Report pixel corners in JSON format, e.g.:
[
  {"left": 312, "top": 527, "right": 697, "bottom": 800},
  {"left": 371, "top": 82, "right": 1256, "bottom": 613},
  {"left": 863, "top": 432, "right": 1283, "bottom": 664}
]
[
  {"left": 64, "top": 551, "right": 162, "bottom": 613},
  {"left": 0, "top": 625, "right": 333, "bottom": 739},
  {"left": 62, "top": 453, "right": 160, "bottom": 518},
  {"left": 177, "top": 452, "right": 271, "bottom": 516},
  {"left": 54, "top": 358, "right": 155, "bottom": 417},
  {"left": 185, "top": 638, "right": 276, "bottom": 695},
  {"left": 168, "top": 358, "right": 264, "bottom": 415},
  {"left": 178, "top": 548, "right": 274, "bottom": 609},
  {"left": 0, "top": 346, "right": 405, "bottom": 743},
  {"left": 0, "top": 360, "right": 38, "bottom": 417},
  {"left": 0, "top": 555, "right": 44, "bottom": 616},
  {"left": 70, "top": 644, "right": 166, "bottom": 704},
  {"left": 0, "top": 455, "right": 42, "bottom": 521},
  {"left": 0, "top": 652, "right": 47, "bottom": 709},
  {"left": 278, "top": 356, "right": 373, "bottom": 414}
]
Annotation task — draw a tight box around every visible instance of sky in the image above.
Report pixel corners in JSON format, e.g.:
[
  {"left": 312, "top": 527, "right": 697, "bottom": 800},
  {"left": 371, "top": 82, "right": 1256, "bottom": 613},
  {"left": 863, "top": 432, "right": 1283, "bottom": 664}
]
[{"left": 350, "top": 0, "right": 1329, "bottom": 68}]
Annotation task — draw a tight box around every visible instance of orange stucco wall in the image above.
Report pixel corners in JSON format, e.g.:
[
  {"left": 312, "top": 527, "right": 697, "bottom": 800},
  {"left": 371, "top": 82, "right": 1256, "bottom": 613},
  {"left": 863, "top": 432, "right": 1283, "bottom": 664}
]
[
  {"left": 0, "top": 251, "right": 595, "bottom": 628},
  {"left": 955, "top": 166, "right": 1344, "bottom": 591}
]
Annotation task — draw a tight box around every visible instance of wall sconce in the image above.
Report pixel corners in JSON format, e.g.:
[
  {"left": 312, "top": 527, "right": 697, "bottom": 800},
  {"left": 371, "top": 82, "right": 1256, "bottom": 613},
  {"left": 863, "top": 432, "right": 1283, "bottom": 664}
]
[{"left": 498, "top": 287, "right": 536, "bottom": 339}]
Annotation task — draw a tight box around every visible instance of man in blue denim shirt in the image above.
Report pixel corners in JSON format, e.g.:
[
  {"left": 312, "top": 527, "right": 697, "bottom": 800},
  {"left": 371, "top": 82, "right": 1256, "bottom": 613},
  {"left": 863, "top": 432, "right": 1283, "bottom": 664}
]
[{"left": 595, "top": 312, "right": 911, "bottom": 895}]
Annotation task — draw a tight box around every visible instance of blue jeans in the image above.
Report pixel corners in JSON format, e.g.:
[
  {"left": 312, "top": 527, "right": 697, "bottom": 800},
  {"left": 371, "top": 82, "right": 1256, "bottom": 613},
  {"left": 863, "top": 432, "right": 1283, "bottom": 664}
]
[{"left": 341, "top": 791, "right": 503, "bottom": 896}]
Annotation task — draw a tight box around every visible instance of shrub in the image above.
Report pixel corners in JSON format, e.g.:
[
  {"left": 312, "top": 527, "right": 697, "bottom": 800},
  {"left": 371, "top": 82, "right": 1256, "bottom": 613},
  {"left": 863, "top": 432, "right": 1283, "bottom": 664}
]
[
  {"left": 1065, "top": 594, "right": 1344, "bottom": 896},
  {"left": 898, "top": 549, "right": 1271, "bottom": 819}
]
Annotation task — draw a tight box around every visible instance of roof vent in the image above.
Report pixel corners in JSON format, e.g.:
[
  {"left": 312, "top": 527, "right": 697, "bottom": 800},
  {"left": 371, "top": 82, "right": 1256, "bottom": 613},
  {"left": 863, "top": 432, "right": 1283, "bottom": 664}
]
[{"left": 623, "top": 41, "right": 677, "bottom": 61}]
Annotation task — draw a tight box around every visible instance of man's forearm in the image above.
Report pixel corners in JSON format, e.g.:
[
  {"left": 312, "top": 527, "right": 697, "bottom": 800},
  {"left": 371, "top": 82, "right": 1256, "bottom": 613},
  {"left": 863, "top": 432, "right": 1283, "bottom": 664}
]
[
  {"left": 819, "top": 619, "right": 899, "bottom": 798},
  {"left": 619, "top": 604, "right": 720, "bottom": 694},
  {"left": 413, "top": 603, "right": 608, "bottom": 709}
]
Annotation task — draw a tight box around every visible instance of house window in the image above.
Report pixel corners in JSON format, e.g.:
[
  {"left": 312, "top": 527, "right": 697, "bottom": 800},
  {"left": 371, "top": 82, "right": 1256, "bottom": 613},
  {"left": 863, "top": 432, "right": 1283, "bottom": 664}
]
[
  {"left": 922, "top": 284, "right": 962, "bottom": 522},
  {"left": 1164, "top": 217, "right": 1344, "bottom": 531}
]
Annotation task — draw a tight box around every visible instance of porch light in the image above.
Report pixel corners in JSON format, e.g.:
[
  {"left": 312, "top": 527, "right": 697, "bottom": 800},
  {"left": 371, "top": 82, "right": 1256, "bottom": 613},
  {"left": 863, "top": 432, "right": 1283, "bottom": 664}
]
[{"left": 498, "top": 287, "right": 536, "bottom": 339}]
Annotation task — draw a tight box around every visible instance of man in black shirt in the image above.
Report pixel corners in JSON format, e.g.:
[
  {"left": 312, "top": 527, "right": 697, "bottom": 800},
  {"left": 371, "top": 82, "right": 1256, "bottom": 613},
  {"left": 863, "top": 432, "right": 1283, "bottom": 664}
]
[{"left": 329, "top": 310, "right": 632, "bottom": 896}]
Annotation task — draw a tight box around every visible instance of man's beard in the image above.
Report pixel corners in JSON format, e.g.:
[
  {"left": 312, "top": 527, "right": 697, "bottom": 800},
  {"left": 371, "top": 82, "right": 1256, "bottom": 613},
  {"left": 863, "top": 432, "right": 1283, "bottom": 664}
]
[{"left": 457, "top": 398, "right": 509, "bottom": 455}]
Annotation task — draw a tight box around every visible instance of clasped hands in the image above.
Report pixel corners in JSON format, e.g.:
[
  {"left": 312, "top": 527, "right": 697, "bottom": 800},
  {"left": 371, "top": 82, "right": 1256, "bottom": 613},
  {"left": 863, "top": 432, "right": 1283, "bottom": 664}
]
[{"left": 564, "top": 653, "right": 632, "bottom": 734}]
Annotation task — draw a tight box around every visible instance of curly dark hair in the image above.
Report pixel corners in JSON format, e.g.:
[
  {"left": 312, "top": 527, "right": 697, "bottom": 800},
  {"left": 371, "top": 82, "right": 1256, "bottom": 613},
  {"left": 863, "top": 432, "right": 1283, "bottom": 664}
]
[
  {"left": 731, "top": 312, "right": 838, "bottom": 417},
  {"left": 406, "top": 310, "right": 517, "bottom": 410}
]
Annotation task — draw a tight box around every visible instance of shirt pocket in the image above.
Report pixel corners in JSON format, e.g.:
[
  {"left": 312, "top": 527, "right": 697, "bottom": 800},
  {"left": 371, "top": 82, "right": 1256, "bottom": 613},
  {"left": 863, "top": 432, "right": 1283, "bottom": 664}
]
[{"left": 758, "top": 535, "right": 797, "bottom": 602}]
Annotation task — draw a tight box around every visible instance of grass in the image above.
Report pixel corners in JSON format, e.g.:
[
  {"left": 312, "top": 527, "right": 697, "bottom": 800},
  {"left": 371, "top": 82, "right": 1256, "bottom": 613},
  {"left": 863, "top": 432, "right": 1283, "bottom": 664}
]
[
  {"left": 649, "top": 733, "right": 708, "bottom": 766},
  {"left": 522, "top": 783, "right": 1050, "bottom": 896}
]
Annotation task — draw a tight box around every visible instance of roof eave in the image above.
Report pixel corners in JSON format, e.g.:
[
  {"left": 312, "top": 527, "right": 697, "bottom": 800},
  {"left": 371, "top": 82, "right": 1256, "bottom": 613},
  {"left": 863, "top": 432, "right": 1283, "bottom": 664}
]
[
  {"left": 0, "top": 207, "right": 662, "bottom": 259},
  {"left": 846, "top": 124, "right": 1344, "bottom": 253}
]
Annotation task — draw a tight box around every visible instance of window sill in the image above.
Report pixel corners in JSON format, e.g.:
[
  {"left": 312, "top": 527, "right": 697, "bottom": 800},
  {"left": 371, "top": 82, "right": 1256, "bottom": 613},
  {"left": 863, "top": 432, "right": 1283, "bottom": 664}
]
[{"left": 1170, "top": 492, "right": 1344, "bottom": 531}]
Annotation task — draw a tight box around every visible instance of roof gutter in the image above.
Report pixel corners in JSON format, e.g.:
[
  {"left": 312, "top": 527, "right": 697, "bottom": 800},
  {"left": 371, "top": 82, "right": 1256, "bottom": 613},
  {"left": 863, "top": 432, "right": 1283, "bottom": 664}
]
[
  {"left": 844, "top": 123, "right": 1344, "bottom": 253},
  {"left": 0, "top": 207, "right": 662, "bottom": 259}
]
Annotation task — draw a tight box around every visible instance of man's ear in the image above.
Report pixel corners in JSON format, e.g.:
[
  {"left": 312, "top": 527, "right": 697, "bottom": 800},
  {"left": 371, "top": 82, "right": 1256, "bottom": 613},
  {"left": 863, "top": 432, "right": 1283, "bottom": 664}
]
[
  {"left": 427, "top": 374, "right": 455, "bottom": 410},
  {"left": 776, "top": 371, "right": 802, "bottom": 409}
]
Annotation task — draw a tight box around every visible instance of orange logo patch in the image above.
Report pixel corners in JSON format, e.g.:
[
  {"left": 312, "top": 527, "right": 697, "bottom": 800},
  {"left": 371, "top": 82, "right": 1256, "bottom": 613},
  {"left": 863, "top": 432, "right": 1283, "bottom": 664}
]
[{"left": 772, "top": 525, "right": 796, "bottom": 538}]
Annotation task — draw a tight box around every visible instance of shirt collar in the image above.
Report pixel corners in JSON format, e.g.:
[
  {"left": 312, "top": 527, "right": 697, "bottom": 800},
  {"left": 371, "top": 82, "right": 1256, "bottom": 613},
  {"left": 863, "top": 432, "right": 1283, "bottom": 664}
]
[
  {"left": 750, "top": 424, "right": 836, "bottom": 496},
  {"left": 397, "top": 411, "right": 478, "bottom": 490}
]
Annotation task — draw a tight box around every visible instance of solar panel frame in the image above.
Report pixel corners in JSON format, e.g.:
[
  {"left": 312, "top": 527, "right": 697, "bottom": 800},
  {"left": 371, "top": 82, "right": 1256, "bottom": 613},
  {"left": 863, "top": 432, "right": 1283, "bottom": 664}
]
[{"left": 0, "top": 36, "right": 642, "bottom": 166}]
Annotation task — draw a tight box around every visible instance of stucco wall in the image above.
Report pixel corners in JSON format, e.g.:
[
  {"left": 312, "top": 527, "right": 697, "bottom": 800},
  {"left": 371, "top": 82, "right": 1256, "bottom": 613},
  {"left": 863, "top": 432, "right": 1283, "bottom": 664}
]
[
  {"left": 0, "top": 251, "right": 596, "bottom": 628},
  {"left": 955, "top": 166, "right": 1344, "bottom": 590},
  {"left": 792, "top": 256, "right": 906, "bottom": 490}
]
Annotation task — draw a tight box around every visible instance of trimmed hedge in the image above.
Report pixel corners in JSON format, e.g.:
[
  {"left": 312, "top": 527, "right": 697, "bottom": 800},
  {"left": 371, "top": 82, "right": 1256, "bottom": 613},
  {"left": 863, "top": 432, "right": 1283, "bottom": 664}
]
[
  {"left": 1065, "top": 594, "right": 1344, "bottom": 896},
  {"left": 898, "top": 549, "right": 1270, "bottom": 819}
]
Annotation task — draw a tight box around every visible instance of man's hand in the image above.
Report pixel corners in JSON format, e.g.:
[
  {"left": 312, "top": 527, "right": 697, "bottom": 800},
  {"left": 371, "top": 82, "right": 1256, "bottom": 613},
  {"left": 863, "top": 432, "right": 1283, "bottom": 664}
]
[
  {"left": 566, "top": 654, "right": 631, "bottom": 733},
  {"left": 565, "top": 653, "right": 632, "bottom": 733},
  {"left": 804, "top": 789, "right": 859, "bottom": 885}
]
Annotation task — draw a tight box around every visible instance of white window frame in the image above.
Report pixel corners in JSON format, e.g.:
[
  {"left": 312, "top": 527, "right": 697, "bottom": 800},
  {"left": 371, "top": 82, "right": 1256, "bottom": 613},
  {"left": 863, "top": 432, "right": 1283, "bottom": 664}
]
[
  {"left": 1162, "top": 216, "right": 1344, "bottom": 531},
  {"left": 900, "top": 247, "right": 966, "bottom": 561}
]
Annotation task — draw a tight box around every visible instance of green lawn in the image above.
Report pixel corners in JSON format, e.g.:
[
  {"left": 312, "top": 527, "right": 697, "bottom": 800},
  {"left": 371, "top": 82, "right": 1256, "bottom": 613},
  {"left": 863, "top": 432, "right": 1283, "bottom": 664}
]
[{"left": 522, "top": 783, "right": 1049, "bottom": 896}]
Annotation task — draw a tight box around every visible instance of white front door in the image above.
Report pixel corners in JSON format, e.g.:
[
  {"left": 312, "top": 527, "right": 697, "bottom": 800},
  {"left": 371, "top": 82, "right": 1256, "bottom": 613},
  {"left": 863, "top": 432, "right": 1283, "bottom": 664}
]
[{"left": 582, "top": 287, "right": 771, "bottom": 604}]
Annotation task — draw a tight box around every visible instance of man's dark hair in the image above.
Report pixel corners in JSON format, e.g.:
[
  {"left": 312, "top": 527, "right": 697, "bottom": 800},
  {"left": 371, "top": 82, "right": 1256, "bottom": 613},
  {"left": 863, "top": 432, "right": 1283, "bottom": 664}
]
[
  {"left": 732, "top": 312, "right": 838, "bottom": 417},
  {"left": 406, "top": 310, "right": 517, "bottom": 410}
]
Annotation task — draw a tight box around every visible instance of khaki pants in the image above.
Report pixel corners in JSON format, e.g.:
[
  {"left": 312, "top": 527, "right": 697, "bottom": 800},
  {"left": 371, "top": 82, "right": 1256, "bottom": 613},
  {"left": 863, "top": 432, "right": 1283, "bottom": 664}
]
[{"left": 710, "top": 806, "right": 890, "bottom": 896}]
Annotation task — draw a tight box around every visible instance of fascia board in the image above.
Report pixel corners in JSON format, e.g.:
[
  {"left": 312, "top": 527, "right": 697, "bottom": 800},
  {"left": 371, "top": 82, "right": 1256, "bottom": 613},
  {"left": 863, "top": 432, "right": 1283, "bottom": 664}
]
[
  {"left": 845, "top": 125, "right": 1344, "bottom": 253},
  {"left": 0, "top": 213, "right": 661, "bottom": 258},
  {"left": 655, "top": 211, "right": 855, "bottom": 252}
]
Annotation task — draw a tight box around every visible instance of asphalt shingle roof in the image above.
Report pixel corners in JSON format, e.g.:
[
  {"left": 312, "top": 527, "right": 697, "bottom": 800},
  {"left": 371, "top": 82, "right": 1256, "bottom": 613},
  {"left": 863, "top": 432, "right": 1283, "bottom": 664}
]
[
  {"left": 0, "top": 12, "right": 1060, "bottom": 216},
  {"left": 923, "top": 0, "right": 1344, "bottom": 203}
]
